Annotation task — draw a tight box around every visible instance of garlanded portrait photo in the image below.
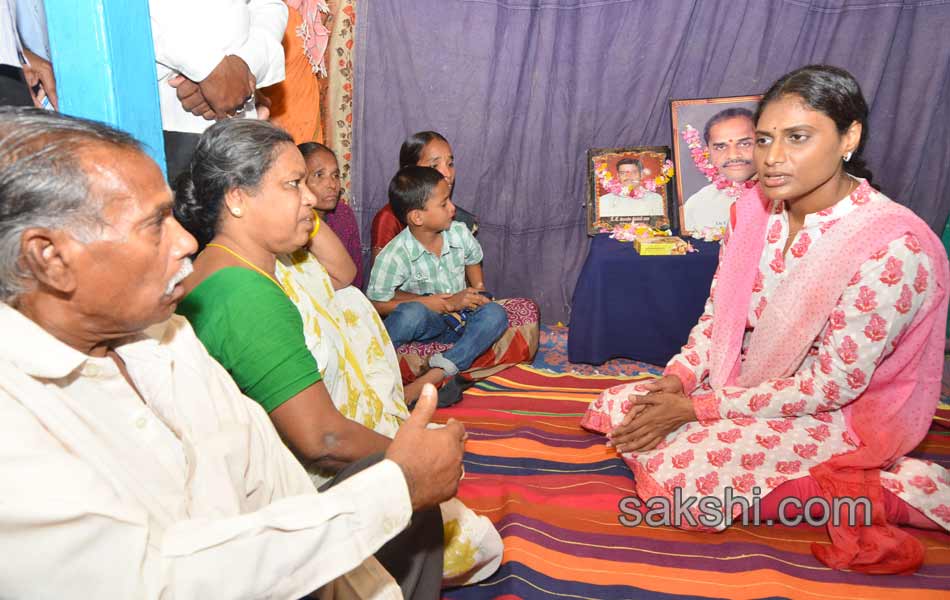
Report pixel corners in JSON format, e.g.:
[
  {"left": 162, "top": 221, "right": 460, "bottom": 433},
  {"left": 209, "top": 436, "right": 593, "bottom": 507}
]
[
  {"left": 587, "top": 145, "right": 674, "bottom": 235},
  {"left": 670, "top": 95, "right": 761, "bottom": 239}
]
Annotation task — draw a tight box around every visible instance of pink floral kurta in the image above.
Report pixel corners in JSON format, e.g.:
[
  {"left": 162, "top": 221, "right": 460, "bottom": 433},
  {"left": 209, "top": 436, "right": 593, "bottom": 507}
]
[{"left": 592, "top": 186, "right": 950, "bottom": 530}]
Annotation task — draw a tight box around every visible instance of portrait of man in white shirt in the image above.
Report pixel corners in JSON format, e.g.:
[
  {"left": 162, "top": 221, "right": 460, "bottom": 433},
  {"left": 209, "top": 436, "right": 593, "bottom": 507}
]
[
  {"left": 598, "top": 157, "right": 665, "bottom": 218},
  {"left": 682, "top": 107, "right": 756, "bottom": 232}
]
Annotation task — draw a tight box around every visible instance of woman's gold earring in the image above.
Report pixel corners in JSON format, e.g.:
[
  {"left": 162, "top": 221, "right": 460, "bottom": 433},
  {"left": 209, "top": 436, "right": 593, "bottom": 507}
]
[{"left": 231, "top": 207, "right": 243, "bottom": 217}]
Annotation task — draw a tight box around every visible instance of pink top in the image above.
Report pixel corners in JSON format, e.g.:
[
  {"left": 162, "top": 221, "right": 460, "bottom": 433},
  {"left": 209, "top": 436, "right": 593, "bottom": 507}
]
[
  {"left": 582, "top": 180, "right": 950, "bottom": 575},
  {"left": 707, "top": 181, "right": 949, "bottom": 573}
]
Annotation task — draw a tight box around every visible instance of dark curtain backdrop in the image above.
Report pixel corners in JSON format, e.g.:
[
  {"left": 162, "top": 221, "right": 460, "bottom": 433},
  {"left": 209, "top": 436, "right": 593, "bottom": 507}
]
[{"left": 352, "top": 0, "right": 950, "bottom": 324}]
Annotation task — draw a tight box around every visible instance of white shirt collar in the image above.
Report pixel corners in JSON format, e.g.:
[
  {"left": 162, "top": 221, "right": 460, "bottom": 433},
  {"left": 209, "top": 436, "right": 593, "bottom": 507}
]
[
  {"left": 0, "top": 302, "right": 89, "bottom": 378},
  {"left": 0, "top": 302, "right": 174, "bottom": 379}
]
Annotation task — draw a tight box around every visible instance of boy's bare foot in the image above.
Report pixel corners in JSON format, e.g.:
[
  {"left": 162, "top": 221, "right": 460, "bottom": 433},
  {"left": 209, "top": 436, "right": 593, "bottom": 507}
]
[{"left": 404, "top": 367, "right": 445, "bottom": 405}]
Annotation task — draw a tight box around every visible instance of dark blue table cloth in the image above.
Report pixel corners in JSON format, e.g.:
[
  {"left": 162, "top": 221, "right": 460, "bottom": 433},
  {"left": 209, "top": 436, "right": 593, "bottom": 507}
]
[{"left": 567, "top": 235, "right": 720, "bottom": 366}]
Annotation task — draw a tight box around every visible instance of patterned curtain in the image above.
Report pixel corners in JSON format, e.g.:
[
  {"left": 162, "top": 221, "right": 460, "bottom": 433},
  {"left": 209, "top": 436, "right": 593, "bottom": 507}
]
[{"left": 322, "top": 0, "right": 356, "bottom": 205}]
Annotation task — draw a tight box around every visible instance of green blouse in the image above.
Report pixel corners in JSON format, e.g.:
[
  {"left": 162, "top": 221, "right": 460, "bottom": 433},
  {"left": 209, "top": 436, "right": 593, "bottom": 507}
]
[{"left": 176, "top": 267, "right": 321, "bottom": 413}]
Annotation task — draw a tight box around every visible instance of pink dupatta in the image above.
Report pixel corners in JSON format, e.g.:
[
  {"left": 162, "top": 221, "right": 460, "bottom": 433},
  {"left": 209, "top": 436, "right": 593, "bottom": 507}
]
[
  {"left": 712, "top": 181, "right": 949, "bottom": 573},
  {"left": 285, "top": 0, "right": 331, "bottom": 76}
]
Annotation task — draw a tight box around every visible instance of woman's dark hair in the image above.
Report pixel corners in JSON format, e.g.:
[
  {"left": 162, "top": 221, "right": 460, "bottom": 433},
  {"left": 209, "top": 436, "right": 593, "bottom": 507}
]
[
  {"left": 297, "top": 141, "right": 335, "bottom": 160},
  {"left": 398, "top": 131, "right": 448, "bottom": 168},
  {"left": 756, "top": 64, "right": 874, "bottom": 185},
  {"left": 388, "top": 166, "right": 445, "bottom": 225},
  {"left": 173, "top": 119, "right": 295, "bottom": 251}
]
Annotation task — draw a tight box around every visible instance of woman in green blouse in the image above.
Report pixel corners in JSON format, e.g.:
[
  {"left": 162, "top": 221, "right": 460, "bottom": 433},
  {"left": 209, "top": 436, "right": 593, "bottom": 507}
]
[{"left": 173, "top": 119, "right": 502, "bottom": 587}]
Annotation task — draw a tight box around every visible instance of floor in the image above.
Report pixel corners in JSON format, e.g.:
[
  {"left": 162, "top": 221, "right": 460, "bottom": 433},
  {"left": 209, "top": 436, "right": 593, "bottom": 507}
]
[
  {"left": 533, "top": 324, "right": 950, "bottom": 409},
  {"left": 529, "top": 324, "right": 661, "bottom": 378},
  {"left": 437, "top": 328, "right": 950, "bottom": 599}
]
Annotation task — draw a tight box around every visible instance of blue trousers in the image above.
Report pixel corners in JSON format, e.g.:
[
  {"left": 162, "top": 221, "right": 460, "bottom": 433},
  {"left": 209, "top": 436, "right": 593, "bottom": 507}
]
[{"left": 384, "top": 301, "right": 509, "bottom": 372}]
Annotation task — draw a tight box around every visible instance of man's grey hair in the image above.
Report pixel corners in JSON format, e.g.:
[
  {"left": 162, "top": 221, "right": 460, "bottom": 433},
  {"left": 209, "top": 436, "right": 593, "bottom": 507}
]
[{"left": 0, "top": 107, "right": 142, "bottom": 302}]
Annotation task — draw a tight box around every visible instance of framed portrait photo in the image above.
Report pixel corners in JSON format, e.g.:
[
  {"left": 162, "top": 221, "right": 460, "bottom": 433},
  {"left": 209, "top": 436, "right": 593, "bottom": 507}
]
[
  {"left": 670, "top": 95, "right": 761, "bottom": 237},
  {"left": 587, "top": 145, "right": 674, "bottom": 236}
]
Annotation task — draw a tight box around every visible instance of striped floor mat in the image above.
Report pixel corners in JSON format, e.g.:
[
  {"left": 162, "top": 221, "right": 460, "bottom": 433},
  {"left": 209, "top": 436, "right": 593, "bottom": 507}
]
[{"left": 436, "top": 365, "right": 950, "bottom": 600}]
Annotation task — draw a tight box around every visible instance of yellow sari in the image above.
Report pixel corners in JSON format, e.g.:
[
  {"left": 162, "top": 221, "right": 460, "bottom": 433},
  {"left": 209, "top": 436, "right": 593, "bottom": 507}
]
[{"left": 276, "top": 250, "right": 502, "bottom": 586}]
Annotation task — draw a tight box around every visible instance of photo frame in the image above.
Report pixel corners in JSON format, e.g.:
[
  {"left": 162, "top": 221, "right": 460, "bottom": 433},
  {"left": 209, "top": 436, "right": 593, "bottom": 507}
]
[
  {"left": 670, "top": 95, "right": 761, "bottom": 237},
  {"left": 587, "top": 145, "right": 674, "bottom": 236}
]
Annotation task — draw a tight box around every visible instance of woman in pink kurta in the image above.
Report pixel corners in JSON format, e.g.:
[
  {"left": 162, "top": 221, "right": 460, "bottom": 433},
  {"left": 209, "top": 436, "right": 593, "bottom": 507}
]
[{"left": 583, "top": 65, "right": 950, "bottom": 575}]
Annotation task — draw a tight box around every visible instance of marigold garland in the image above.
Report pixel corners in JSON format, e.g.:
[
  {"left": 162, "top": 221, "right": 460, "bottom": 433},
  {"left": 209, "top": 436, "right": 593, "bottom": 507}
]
[{"left": 595, "top": 159, "right": 674, "bottom": 200}]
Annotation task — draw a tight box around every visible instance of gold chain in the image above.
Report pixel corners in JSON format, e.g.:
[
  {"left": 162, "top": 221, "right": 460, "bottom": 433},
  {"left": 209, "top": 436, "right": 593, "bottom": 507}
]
[{"left": 205, "top": 243, "right": 287, "bottom": 294}]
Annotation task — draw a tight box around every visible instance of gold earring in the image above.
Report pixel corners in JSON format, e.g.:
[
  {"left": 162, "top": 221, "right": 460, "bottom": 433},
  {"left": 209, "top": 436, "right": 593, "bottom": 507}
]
[{"left": 231, "top": 207, "right": 242, "bottom": 217}]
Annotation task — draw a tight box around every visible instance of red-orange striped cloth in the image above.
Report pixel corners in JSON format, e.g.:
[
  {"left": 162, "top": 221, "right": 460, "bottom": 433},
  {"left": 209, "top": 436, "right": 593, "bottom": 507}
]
[{"left": 435, "top": 365, "right": 950, "bottom": 600}]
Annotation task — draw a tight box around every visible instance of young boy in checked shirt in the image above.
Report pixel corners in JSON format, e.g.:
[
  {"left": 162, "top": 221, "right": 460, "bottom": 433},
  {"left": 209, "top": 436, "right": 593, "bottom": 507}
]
[{"left": 367, "top": 166, "right": 508, "bottom": 407}]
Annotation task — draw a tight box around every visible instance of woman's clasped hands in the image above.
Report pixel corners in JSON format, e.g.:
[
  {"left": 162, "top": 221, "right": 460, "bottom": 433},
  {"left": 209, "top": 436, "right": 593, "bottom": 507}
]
[{"left": 607, "top": 375, "right": 697, "bottom": 454}]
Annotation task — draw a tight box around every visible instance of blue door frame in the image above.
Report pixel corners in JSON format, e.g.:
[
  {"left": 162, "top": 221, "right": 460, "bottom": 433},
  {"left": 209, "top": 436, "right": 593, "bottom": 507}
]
[{"left": 44, "top": 0, "right": 165, "bottom": 174}]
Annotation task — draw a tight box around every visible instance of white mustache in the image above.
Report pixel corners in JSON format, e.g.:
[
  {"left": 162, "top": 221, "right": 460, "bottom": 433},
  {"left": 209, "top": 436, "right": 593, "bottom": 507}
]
[{"left": 164, "top": 258, "right": 193, "bottom": 296}]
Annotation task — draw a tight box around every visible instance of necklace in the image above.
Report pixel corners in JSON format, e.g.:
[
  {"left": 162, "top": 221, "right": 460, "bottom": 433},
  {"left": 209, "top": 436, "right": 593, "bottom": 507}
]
[{"left": 205, "top": 242, "right": 286, "bottom": 294}]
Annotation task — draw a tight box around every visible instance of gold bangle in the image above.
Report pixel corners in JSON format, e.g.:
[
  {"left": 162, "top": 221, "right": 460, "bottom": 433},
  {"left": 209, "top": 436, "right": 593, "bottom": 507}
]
[{"left": 309, "top": 210, "right": 322, "bottom": 240}]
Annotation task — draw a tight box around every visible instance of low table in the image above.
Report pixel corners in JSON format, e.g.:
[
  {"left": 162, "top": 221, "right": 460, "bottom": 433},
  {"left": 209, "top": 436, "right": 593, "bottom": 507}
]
[{"left": 567, "top": 235, "right": 720, "bottom": 366}]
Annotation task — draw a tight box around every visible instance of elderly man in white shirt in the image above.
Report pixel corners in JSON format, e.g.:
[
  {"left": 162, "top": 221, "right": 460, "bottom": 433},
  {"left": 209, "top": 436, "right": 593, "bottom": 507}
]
[
  {"left": 0, "top": 106, "right": 464, "bottom": 599},
  {"left": 149, "top": 0, "right": 288, "bottom": 179}
]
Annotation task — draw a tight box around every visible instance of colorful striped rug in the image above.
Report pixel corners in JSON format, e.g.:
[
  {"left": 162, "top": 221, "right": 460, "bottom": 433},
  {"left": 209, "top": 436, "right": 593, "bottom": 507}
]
[{"left": 435, "top": 365, "right": 950, "bottom": 600}]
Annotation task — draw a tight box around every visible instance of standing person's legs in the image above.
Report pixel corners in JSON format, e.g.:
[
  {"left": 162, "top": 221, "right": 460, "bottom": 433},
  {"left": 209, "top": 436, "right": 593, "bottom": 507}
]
[
  {"left": 162, "top": 130, "right": 201, "bottom": 183},
  {"left": 319, "top": 453, "right": 443, "bottom": 599},
  {"left": 0, "top": 65, "right": 35, "bottom": 107},
  {"left": 384, "top": 301, "right": 456, "bottom": 350}
]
